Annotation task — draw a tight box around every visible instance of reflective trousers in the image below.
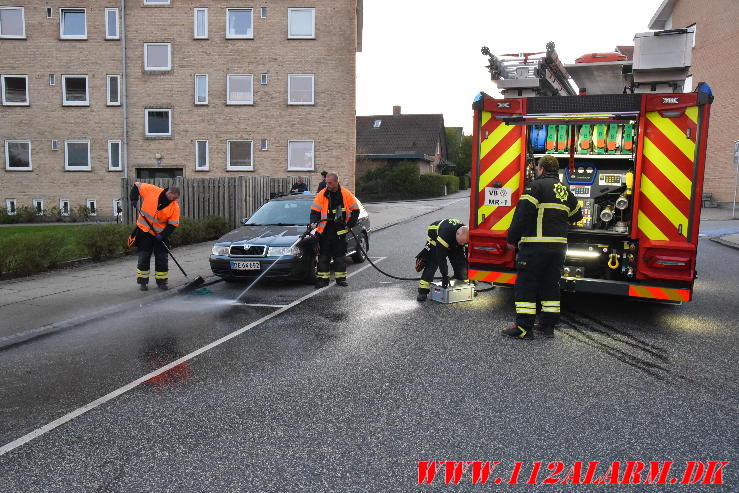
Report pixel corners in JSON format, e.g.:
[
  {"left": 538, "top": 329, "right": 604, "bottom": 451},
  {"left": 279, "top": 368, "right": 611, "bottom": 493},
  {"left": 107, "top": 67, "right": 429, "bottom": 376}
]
[
  {"left": 317, "top": 226, "right": 347, "bottom": 281},
  {"left": 513, "top": 243, "right": 566, "bottom": 329},
  {"left": 418, "top": 247, "right": 468, "bottom": 294},
  {"left": 136, "top": 232, "right": 169, "bottom": 285}
]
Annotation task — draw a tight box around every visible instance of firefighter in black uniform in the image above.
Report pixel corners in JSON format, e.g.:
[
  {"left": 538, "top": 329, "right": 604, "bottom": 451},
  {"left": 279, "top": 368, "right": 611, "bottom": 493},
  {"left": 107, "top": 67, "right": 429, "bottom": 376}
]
[
  {"left": 309, "top": 173, "right": 360, "bottom": 288},
  {"left": 502, "top": 155, "right": 582, "bottom": 339},
  {"left": 416, "top": 218, "right": 469, "bottom": 302}
]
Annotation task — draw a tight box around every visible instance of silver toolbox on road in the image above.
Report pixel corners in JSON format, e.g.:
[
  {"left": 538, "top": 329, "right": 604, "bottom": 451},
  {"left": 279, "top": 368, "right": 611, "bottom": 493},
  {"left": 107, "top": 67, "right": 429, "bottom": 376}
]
[{"left": 430, "top": 281, "right": 475, "bottom": 304}]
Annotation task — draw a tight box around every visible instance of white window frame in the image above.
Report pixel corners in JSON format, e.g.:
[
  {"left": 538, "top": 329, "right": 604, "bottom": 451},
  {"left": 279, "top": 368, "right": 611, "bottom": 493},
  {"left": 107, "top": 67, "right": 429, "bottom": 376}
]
[
  {"left": 6, "top": 199, "right": 17, "bottom": 215},
  {"left": 107, "top": 74, "right": 121, "bottom": 106},
  {"left": 260, "top": 73, "right": 268, "bottom": 85},
  {"left": 144, "top": 43, "right": 172, "bottom": 72},
  {"left": 227, "top": 74, "right": 253, "bottom": 105},
  {"left": 59, "top": 199, "right": 70, "bottom": 216},
  {"left": 227, "top": 140, "right": 254, "bottom": 171},
  {"left": 145, "top": 109, "right": 172, "bottom": 137},
  {"left": 144, "top": 0, "right": 170, "bottom": 5},
  {"left": 5, "top": 140, "right": 32, "bottom": 171},
  {"left": 62, "top": 75, "right": 89, "bottom": 106},
  {"left": 33, "top": 199, "right": 44, "bottom": 215},
  {"left": 47, "top": 8, "right": 52, "bottom": 19},
  {"left": 260, "top": 139, "right": 268, "bottom": 151},
  {"left": 226, "top": 8, "right": 253, "bottom": 39},
  {"left": 108, "top": 140, "right": 122, "bottom": 171},
  {"left": 194, "top": 74, "right": 208, "bottom": 105},
  {"left": 288, "top": 74, "right": 315, "bottom": 105},
  {"left": 1, "top": 74, "right": 29, "bottom": 106},
  {"left": 59, "top": 8, "right": 87, "bottom": 40},
  {"left": 261, "top": 7, "right": 267, "bottom": 19},
  {"left": 64, "top": 140, "right": 91, "bottom": 171},
  {"left": 195, "top": 140, "right": 209, "bottom": 170},
  {"left": 49, "top": 74, "right": 56, "bottom": 86},
  {"left": 0, "top": 6, "right": 26, "bottom": 39},
  {"left": 86, "top": 199, "right": 97, "bottom": 216},
  {"left": 287, "top": 8, "right": 315, "bottom": 39},
  {"left": 105, "top": 8, "right": 119, "bottom": 40},
  {"left": 287, "top": 140, "right": 315, "bottom": 171},
  {"left": 194, "top": 8, "right": 208, "bottom": 39},
  {"left": 113, "top": 199, "right": 122, "bottom": 217}
]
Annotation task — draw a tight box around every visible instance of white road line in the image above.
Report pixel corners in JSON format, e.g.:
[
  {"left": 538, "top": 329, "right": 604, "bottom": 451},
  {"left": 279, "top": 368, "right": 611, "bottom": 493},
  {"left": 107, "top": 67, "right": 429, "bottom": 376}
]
[
  {"left": 0, "top": 258, "right": 386, "bottom": 457},
  {"left": 236, "top": 303, "right": 289, "bottom": 308}
]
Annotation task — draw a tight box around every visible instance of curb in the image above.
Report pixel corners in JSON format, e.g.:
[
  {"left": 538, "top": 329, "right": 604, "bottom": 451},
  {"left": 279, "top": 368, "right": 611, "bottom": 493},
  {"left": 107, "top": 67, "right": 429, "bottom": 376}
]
[
  {"left": 0, "top": 275, "right": 221, "bottom": 352},
  {"left": 709, "top": 236, "right": 739, "bottom": 252}
]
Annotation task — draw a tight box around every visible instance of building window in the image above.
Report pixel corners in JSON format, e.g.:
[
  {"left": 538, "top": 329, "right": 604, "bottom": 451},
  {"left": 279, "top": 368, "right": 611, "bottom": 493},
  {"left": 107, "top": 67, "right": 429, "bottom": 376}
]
[
  {"left": 260, "top": 73, "right": 268, "bottom": 85},
  {"left": 49, "top": 74, "right": 56, "bottom": 86},
  {"left": 195, "top": 140, "right": 209, "bottom": 170},
  {"left": 51, "top": 140, "right": 59, "bottom": 151},
  {"left": 195, "top": 74, "right": 208, "bottom": 105},
  {"left": 227, "top": 140, "right": 253, "bottom": 170},
  {"left": 261, "top": 7, "right": 267, "bottom": 19},
  {"left": 105, "top": 8, "right": 119, "bottom": 39},
  {"left": 108, "top": 140, "right": 121, "bottom": 170},
  {"left": 1, "top": 75, "right": 28, "bottom": 105},
  {"left": 106, "top": 75, "right": 120, "bottom": 106},
  {"left": 60, "top": 8, "right": 87, "bottom": 40},
  {"left": 6, "top": 199, "right": 16, "bottom": 215},
  {"left": 373, "top": 119, "right": 382, "bottom": 128},
  {"left": 0, "top": 6, "right": 25, "bottom": 38},
  {"left": 5, "top": 140, "right": 32, "bottom": 170},
  {"left": 47, "top": 8, "right": 52, "bottom": 19},
  {"left": 145, "top": 109, "right": 171, "bottom": 137},
  {"left": 226, "top": 9, "right": 253, "bottom": 39},
  {"left": 227, "top": 75, "right": 253, "bottom": 105},
  {"left": 62, "top": 75, "right": 89, "bottom": 106},
  {"left": 260, "top": 139, "right": 268, "bottom": 151},
  {"left": 59, "top": 199, "right": 70, "bottom": 216},
  {"left": 144, "top": 0, "right": 170, "bottom": 4},
  {"left": 288, "top": 74, "right": 314, "bottom": 105},
  {"left": 33, "top": 199, "right": 44, "bottom": 215},
  {"left": 144, "top": 43, "right": 171, "bottom": 71},
  {"left": 113, "top": 199, "right": 122, "bottom": 218},
  {"left": 65, "top": 140, "right": 91, "bottom": 171},
  {"left": 194, "top": 8, "right": 208, "bottom": 38},
  {"left": 288, "top": 8, "right": 315, "bottom": 39},
  {"left": 288, "top": 140, "right": 314, "bottom": 171},
  {"left": 86, "top": 199, "right": 97, "bottom": 216}
]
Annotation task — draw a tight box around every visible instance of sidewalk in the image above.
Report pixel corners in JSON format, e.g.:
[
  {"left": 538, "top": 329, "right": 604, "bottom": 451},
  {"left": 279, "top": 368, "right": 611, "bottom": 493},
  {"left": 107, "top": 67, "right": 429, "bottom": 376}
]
[
  {"left": 699, "top": 206, "right": 739, "bottom": 251},
  {"left": 0, "top": 191, "right": 470, "bottom": 349}
]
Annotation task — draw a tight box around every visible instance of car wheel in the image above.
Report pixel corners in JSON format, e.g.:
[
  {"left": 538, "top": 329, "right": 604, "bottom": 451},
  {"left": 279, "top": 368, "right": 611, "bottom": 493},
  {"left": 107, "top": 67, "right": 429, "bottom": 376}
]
[
  {"left": 304, "top": 254, "right": 319, "bottom": 283},
  {"left": 351, "top": 232, "right": 368, "bottom": 263}
]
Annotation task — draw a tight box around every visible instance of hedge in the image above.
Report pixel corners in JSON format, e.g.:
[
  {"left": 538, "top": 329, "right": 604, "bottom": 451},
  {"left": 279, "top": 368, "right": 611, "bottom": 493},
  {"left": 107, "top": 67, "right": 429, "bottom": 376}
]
[
  {"left": 0, "top": 216, "right": 230, "bottom": 279},
  {"left": 356, "top": 161, "right": 461, "bottom": 202}
]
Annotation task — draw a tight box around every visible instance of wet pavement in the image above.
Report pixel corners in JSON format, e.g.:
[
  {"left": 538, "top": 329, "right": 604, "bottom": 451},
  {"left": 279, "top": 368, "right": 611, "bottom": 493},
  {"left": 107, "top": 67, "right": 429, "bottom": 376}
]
[{"left": 0, "top": 197, "right": 738, "bottom": 491}]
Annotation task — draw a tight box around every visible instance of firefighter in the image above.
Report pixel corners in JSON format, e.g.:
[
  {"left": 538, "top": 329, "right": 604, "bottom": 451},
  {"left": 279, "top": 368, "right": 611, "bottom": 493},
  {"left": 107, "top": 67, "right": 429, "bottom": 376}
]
[
  {"left": 309, "top": 173, "right": 360, "bottom": 288},
  {"left": 416, "top": 219, "right": 469, "bottom": 302},
  {"left": 130, "top": 182, "right": 180, "bottom": 291},
  {"left": 502, "top": 155, "right": 582, "bottom": 339}
]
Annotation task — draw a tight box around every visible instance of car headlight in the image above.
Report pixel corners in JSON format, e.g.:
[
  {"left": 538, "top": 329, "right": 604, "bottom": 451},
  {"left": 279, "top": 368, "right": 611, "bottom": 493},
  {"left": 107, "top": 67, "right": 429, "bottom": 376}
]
[
  {"left": 212, "top": 244, "right": 230, "bottom": 256},
  {"left": 268, "top": 245, "right": 301, "bottom": 257}
]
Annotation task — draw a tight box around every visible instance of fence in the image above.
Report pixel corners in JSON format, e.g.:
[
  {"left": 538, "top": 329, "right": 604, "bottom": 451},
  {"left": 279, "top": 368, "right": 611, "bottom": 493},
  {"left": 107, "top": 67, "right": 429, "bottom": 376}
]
[{"left": 121, "top": 175, "right": 311, "bottom": 228}]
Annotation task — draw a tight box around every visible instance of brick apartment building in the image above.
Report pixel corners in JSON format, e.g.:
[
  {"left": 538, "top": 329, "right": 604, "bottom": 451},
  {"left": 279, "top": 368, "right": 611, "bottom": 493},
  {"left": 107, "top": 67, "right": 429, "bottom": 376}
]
[
  {"left": 1, "top": 1, "right": 363, "bottom": 218},
  {"left": 649, "top": 0, "right": 739, "bottom": 204}
]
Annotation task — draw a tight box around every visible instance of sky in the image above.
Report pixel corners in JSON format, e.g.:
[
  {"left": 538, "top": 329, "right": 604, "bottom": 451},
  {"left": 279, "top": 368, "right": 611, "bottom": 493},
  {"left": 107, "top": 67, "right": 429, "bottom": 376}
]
[{"left": 356, "top": 0, "right": 666, "bottom": 134}]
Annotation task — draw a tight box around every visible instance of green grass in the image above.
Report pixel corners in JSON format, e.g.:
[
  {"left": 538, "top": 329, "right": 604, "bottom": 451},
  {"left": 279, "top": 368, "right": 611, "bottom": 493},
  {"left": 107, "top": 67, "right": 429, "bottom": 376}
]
[{"left": 0, "top": 224, "right": 91, "bottom": 260}]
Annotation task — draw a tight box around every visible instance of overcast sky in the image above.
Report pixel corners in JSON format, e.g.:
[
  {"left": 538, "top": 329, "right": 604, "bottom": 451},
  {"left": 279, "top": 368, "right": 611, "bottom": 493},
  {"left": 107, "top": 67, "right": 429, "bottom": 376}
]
[{"left": 356, "top": 0, "right": 666, "bottom": 134}]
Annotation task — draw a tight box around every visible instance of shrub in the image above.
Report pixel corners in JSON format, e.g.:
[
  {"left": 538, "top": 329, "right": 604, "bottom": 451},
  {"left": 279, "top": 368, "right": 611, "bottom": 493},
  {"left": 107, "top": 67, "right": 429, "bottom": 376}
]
[
  {"left": 0, "top": 233, "right": 63, "bottom": 277},
  {"left": 459, "top": 175, "right": 471, "bottom": 190},
  {"left": 15, "top": 205, "right": 36, "bottom": 224},
  {"left": 201, "top": 216, "right": 230, "bottom": 241},
  {"left": 78, "top": 224, "right": 132, "bottom": 260}
]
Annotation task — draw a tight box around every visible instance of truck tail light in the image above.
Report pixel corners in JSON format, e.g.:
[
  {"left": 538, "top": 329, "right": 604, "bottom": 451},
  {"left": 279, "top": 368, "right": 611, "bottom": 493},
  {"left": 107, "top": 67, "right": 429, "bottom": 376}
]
[
  {"left": 472, "top": 244, "right": 504, "bottom": 255},
  {"left": 645, "top": 254, "right": 691, "bottom": 269},
  {"left": 637, "top": 242, "right": 696, "bottom": 282},
  {"left": 468, "top": 233, "right": 515, "bottom": 267}
]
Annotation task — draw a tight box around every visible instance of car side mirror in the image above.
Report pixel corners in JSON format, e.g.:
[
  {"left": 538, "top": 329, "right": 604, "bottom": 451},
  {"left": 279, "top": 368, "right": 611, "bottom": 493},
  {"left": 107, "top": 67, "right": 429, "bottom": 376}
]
[{"left": 241, "top": 217, "right": 249, "bottom": 225}]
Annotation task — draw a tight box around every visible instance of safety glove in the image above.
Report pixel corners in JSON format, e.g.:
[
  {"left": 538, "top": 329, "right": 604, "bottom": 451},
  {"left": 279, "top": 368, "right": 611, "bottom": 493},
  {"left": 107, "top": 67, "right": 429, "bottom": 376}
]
[
  {"left": 441, "top": 276, "right": 450, "bottom": 288},
  {"left": 131, "top": 199, "right": 138, "bottom": 209},
  {"left": 155, "top": 233, "right": 164, "bottom": 241},
  {"left": 346, "top": 218, "right": 357, "bottom": 229}
]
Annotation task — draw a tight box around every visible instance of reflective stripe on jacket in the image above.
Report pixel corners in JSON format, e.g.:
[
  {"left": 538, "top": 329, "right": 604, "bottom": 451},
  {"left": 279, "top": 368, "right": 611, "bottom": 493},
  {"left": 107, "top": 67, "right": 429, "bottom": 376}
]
[
  {"left": 310, "top": 186, "right": 359, "bottom": 234},
  {"left": 135, "top": 182, "right": 180, "bottom": 236}
]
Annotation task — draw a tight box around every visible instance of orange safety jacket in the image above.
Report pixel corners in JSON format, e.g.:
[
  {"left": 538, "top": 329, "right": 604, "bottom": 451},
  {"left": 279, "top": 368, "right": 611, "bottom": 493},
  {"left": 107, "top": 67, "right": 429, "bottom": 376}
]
[
  {"left": 135, "top": 182, "right": 180, "bottom": 236},
  {"left": 310, "top": 186, "right": 359, "bottom": 234}
]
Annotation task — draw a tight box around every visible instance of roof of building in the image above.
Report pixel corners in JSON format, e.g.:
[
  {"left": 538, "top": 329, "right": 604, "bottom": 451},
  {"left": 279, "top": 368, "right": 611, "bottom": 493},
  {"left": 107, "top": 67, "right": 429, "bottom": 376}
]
[
  {"left": 649, "top": 0, "right": 676, "bottom": 30},
  {"left": 615, "top": 45, "right": 634, "bottom": 61},
  {"left": 356, "top": 114, "right": 445, "bottom": 156}
]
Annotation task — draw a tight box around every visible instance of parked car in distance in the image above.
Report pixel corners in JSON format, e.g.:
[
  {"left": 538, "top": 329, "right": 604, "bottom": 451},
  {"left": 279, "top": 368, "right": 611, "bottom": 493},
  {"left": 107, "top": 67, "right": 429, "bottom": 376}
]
[{"left": 209, "top": 193, "right": 370, "bottom": 283}]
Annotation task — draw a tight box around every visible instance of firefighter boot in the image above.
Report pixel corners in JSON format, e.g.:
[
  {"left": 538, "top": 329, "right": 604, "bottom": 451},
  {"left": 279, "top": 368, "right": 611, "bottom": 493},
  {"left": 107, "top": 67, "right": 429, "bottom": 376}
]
[
  {"left": 501, "top": 324, "right": 533, "bottom": 340},
  {"left": 315, "top": 277, "right": 329, "bottom": 289},
  {"left": 139, "top": 283, "right": 148, "bottom": 291},
  {"left": 534, "top": 323, "right": 554, "bottom": 338},
  {"left": 416, "top": 290, "right": 428, "bottom": 302},
  {"left": 336, "top": 278, "right": 348, "bottom": 287}
]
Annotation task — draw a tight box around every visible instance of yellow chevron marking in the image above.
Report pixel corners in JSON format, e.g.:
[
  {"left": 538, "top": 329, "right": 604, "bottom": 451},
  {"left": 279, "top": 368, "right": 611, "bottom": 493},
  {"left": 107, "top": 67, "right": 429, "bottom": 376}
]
[
  {"left": 638, "top": 210, "right": 669, "bottom": 241},
  {"left": 477, "top": 205, "right": 497, "bottom": 225},
  {"left": 491, "top": 207, "right": 516, "bottom": 231},
  {"left": 640, "top": 174, "right": 688, "bottom": 235},
  {"left": 643, "top": 138, "right": 692, "bottom": 199},
  {"left": 479, "top": 138, "right": 521, "bottom": 192},
  {"left": 685, "top": 106, "right": 698, "bottom": 124},
  {"left": 630, "top": 285, "right": 653, "bottom": 298},
  {"left": 481, "top": 111, "right": 492, "bottom": 127},
  {"left": 480, "top": 122, "right": 516, "bottom": 162},
  {"left": 646, "top": 111, "right": 696, "bottom": 160}
]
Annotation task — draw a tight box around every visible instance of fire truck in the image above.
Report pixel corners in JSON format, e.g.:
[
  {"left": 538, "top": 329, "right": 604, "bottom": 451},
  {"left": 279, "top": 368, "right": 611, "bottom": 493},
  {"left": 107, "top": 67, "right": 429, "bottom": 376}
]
[{"left": 469, "top": 28, "right": 713, "bottom": 303}]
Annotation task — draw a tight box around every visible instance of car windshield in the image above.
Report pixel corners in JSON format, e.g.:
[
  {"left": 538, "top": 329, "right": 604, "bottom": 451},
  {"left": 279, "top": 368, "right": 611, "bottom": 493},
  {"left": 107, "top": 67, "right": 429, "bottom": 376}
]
[{"left": 245, "top": 199, "right": 313, "bottom": 226}]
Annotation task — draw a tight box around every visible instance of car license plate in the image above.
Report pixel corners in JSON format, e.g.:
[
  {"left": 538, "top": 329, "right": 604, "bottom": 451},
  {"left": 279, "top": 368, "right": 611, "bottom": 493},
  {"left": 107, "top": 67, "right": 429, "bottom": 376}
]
[{"left": 230, "top": 261, "right": 260, "bottom": 271}]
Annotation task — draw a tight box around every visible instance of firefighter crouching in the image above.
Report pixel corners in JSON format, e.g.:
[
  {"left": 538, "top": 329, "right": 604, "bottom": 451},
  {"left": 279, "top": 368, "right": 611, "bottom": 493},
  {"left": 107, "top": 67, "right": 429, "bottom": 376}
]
[
  {"left": 416, "top": 219, "right": 469, "bottom": 302},
  {"left": 130, "top": 182, "right": 180, "bottom": 291},
  {"left": 502, "top": 155, "right": 582, "bottom": 339},
  {"left": 309, "top": 173, "right": 360, "bottom": 289}
]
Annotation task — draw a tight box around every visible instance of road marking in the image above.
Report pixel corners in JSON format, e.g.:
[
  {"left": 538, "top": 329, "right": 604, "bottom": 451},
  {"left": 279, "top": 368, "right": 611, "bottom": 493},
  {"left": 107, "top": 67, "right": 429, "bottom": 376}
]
[
  {"left": 236, "top": 303, "right": 289, "bottom": 308},
  {"left": 0, "top": 259, "right": 385, "bottom": 457}
]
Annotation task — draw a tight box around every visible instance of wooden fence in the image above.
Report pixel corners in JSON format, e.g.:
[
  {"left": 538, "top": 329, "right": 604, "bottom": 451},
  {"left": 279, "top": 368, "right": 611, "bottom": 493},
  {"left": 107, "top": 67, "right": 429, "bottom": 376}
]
[{"left": 121, "top": 175, "right": 311, "bottom": 228}]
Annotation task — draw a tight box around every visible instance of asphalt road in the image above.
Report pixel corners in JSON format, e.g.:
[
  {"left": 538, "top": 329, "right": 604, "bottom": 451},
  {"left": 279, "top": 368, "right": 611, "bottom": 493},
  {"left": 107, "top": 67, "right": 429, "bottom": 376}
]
[{"left": 0, "top": 199, "right": 737, "bottom": 492}]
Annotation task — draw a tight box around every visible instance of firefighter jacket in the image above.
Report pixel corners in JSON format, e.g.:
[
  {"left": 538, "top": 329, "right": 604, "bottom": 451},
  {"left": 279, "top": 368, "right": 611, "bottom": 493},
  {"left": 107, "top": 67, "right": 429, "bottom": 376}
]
[
  {"left": 507, "top": 171, "right": 583, "bottom": 245},
  {"left": 130, "top": 182, "right": 180, "bottom": 239},
  {"left": 310, "top": 185, "right": 359, "bottom": 234},
  {"left": 426, "top": 218, "right": 465, "bottom": 278}
]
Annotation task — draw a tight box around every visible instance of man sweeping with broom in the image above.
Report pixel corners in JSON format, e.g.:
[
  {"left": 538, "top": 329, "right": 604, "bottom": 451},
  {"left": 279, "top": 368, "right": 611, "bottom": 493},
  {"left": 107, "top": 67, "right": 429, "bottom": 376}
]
[{"left": 129, "top": 182, "right": 180, "bottom": 291}]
